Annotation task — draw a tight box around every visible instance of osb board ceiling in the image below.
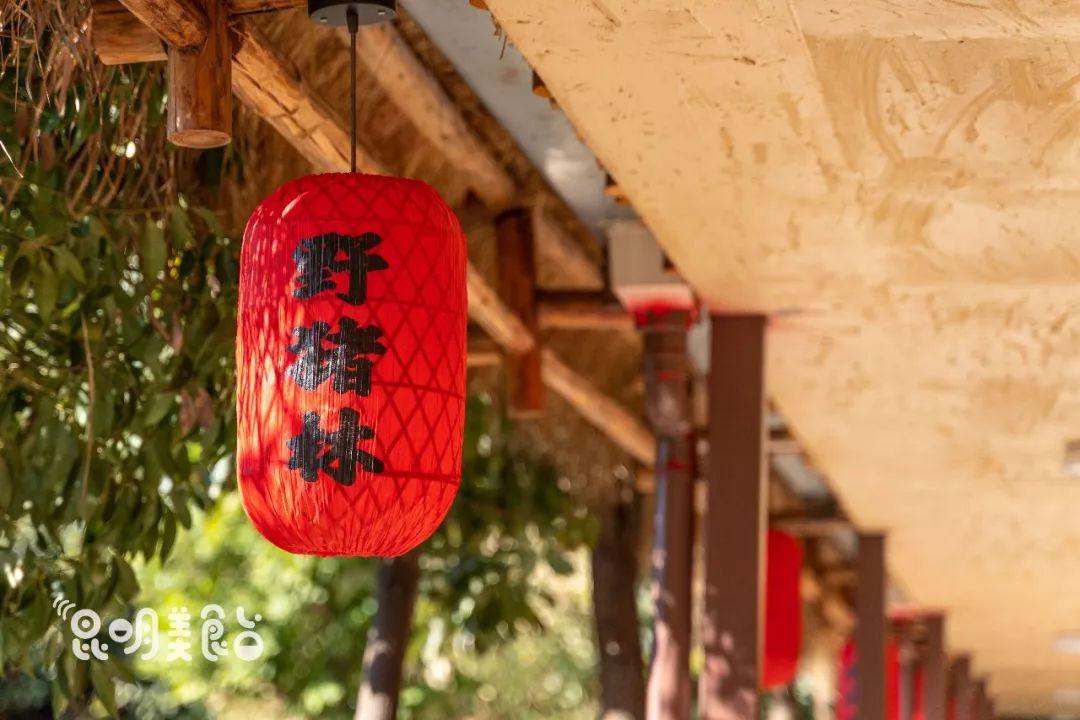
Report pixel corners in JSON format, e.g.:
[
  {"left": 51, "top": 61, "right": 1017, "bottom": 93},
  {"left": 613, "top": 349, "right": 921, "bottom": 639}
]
[{"left": 481, "top": 0, "right": 1080, "bottom": 712}]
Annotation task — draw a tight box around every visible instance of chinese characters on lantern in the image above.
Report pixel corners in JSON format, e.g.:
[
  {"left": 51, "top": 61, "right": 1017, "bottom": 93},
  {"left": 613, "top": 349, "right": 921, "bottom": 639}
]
[{"left": 286, "top": 232, "right": 388, "bottom": 486}]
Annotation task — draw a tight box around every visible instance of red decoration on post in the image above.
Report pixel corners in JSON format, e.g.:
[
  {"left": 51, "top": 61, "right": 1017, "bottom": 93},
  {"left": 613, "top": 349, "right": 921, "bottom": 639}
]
[
  {"left": 837, "top": 637, "right": 917, "bottom": 720},
  {"left": 763, "top": 529, "right": 804, "bottom": 688},
  {"left": 237, "top": 174, "right": 467, "bottom": 557}
]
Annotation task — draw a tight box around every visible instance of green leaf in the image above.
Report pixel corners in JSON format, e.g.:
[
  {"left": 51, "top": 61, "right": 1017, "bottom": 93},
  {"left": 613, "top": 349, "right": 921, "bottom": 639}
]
[
  {"left": 89, "top": 662, "right": 119, "bottom": 718},
  {"left": 35, "top": 262, "right": 58, "bottom": 318},
  {"left": 143, "top": 393, "right": 174, "bottom": 426},
  {"left": 170, "top": 204, "right": 194, "bottom": 247},
  {"left": 111, "top": 555, "right": 138, "bottom": 600},
  {"left": 52, "top": 246, "right": 86, "bottom": 283},
  {"left": 141, "top": 219, "right": 165, "bottom": 280},
  {"left": 192, "top": 205, "right": 222, "bottom": 236}
]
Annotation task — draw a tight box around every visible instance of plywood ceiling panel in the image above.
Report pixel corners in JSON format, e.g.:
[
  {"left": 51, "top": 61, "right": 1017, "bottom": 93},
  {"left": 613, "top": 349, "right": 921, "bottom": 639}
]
[{"left": 482, "top": 0, "right": 1080, "bottom": 711}]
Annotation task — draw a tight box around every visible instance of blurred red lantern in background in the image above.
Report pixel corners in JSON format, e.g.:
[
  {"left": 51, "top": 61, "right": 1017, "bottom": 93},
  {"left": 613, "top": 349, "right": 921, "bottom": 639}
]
[
  {"left": 763, "top": 529, "right": 804, "bottom": 688},
  {"left": 236, "top": 173, "right": 467, "bottom": 557}
]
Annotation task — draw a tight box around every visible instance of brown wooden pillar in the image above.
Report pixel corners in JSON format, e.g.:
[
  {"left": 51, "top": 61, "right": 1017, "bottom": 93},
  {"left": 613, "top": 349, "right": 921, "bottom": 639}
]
[
  {"left": 699, "top": 315, "right": 767, "bottom": 720},
  {"left": 973, "top": 678, "right": 989, "bottom": 720},
  {"left": 642, "top": 309, "right": 694, "bottom": 720},
  {"left": 165, "top": 0, "right": 232, "bottom": 148},
  {"left": 356, "top": 553, "right": 420, "bottom": 720},
  {"left": 495, "top": 207, "right": 544, "bottom": 417},
  {"left": 952, "top": 656, "right": 973, "bottom": 720},
  {"left": 593, "top": 497, "right": 647, "bottom": 720},
  {"left": 923, "top": 614, "right": 947, "bottom": 720},
  {"left": 856, "top": 533, "right": 887, "bottom": 720}
]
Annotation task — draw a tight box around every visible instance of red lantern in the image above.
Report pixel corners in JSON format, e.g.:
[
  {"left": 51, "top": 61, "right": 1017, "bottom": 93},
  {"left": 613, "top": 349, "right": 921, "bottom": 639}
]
[
  {"left": 236, "top": 173, "right": 467, "bottom": 557},
  {"left": 763, "top": 529, "right": 804, "bottom": 688}
]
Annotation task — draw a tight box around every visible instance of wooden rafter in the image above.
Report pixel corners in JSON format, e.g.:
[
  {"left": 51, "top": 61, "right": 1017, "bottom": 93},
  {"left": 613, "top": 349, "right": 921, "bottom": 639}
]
[
  {"left": 231, "top": 21, "right": 386, "bottom": 174},
  {"left": 93, "top": 0, "right": 656, "bottom": 468},
  {"left": 118, "top": 0, "right": 205, "bottom": 48},
  {"left": 94, "top": 1, "right": 603, "bottom": 292},
  {"left": 344, "top": 22, "right": 515, "bottom": 211}
]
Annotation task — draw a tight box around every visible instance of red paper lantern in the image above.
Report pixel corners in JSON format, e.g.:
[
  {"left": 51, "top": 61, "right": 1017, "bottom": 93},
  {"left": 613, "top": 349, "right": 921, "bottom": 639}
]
[
  {"left": 236, "top": 173, "right": 467, "bottom": 557},
  {"left": 763, "top": 529, "right": 804, "bottom": 688}
]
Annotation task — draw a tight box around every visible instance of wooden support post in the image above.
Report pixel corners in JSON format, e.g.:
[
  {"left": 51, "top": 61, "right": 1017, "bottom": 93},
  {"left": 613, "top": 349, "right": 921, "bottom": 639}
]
[
  {"left": 495, "top": 208, "right": 544, "bottom": 417},
  {"left": 593, "top": 497, "right": 647, "bottom": 720},
  {"left": 973, "top": 679, "right": 989, "bottom": 720},
  {"left": 856, "top": 533, "right": 887, "bottom": 720},
  {"left": 924, "top": 614, "right": 948, "bottom": 720},
  {"left": 699, "top": 315, "right": 767, "bottom": 720},
  {"left": 165, "top": 0, "right": 232, "bottom": 147},
  {"left": 356, "top": 553, "right": 420, "bottom": 720},
  {"left": 642, "top": 310, "right": 694, "bottom": 720},
  {"left": 952, "top": 656, "right": 973, "bottom": 720}
]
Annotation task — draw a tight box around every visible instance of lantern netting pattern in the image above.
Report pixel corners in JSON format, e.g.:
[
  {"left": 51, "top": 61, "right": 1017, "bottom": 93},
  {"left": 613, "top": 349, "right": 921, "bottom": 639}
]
[{"left": 237, "top": 173, "right": 467, "bottom": 557}]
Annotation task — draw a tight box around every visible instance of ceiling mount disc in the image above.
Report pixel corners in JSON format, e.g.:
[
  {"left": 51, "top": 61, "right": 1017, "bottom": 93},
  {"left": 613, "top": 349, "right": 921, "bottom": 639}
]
[{"left": 307, "top": 0, "right": 396, "bottom": 27}]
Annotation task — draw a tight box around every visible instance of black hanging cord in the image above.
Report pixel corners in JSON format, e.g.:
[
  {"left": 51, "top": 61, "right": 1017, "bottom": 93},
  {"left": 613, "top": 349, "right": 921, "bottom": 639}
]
[{"left": 347, "top": 8, "right": 359, "bottom": 174}]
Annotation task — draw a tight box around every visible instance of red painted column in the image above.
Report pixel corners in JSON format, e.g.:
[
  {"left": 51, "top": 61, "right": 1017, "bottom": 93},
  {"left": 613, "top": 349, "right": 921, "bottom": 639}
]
[
  {"left": 699, "top": 315, "right": 767, "bottom": 720},
  {"left": 642, "top": 310, "right": 694, "bottom": 720}
]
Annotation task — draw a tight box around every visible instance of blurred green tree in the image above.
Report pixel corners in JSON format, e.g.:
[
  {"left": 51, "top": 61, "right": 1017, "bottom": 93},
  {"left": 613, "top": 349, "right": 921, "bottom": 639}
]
[
  {"left": 134, "top": 395, "right": 596, "bottom": 720},
  {"left": 1, "top": 3, "right": 237, "bottom": 715},
  {"left": 0, "top": 8, "right": 599, "bottom": 719}
]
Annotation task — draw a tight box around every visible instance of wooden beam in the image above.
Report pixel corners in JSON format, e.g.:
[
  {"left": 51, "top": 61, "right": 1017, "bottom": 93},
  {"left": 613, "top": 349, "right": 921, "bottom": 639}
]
[
  {"left": 231, "top": 21, "right": 386, "bottom": 174},
  {"left": 90, "top": 3, "right": 605, "bottom": 291},
  {"left": 924, "top": 615, "right": 948, "bottom": 720},
  {"left": 699, "top": 315, "right": 767, "bottom": 720},
  {"left": 91, "top": 1, "right": 166, "bottom": 64},
  {"left": 466, "top": 264, "right": 534, "bottom": 355},
  {"left": 466, "top": 330, "right": 501, "bottom": 368},
  {"left": 496, "top": 208, "right": 544, "bottom": 417},
  {"left": 537, "top": 298, "right": 632, "bottom": 330},
  {"left": 229, "top": 0, "right": 301, "bottom": 12},
  {"left": 103, "top": 4, "right": 653, "bottom": 466},
  {"left": 540, "top": 350, "right": 654, "bottom": 466},
  {"left": 345, "top": 23, "right": 516, "bottom": 211},
  {"left": 856, "top": 533, "right": 887, "bottom": 720},
  {"left": 166, "top": 0, "right": 232, "bottom": 148},
  {"left": 117, "top": 0, "right": 206, "bottom": 48}
]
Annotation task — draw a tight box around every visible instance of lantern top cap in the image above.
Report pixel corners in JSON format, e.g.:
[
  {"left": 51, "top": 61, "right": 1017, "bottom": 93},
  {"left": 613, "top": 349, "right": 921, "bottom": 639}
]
[{"left": 308, "top": 0, "right": 396, "bottom": 27}]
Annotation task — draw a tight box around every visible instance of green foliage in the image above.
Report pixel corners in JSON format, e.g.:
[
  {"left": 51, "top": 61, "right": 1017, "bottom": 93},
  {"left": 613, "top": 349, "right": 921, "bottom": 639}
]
[
  {"left": 134, "top": 395, "right": 595, "bottom": 719},
  {"left": 0, "top": 11, "right": 237, "bottom": 714},
  {"left": 0, "top": 8, "right": 600, "bottom": 719}
]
